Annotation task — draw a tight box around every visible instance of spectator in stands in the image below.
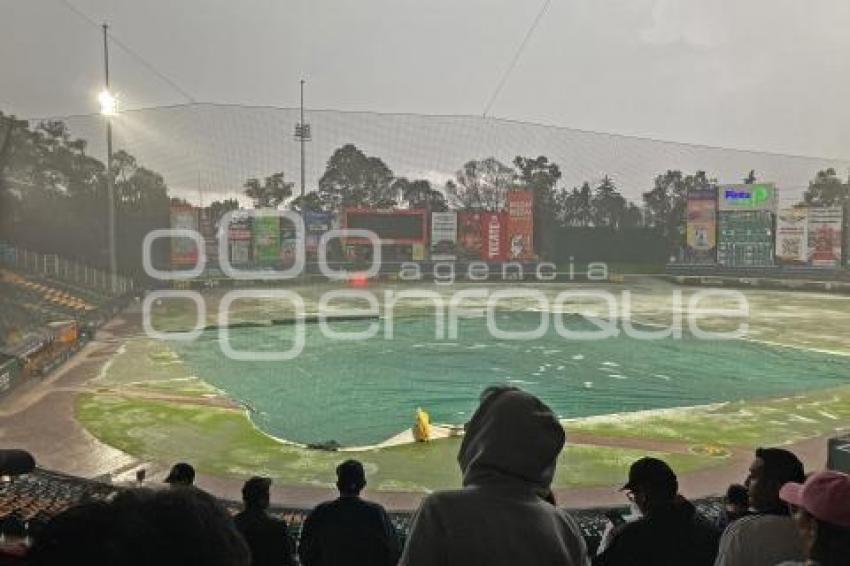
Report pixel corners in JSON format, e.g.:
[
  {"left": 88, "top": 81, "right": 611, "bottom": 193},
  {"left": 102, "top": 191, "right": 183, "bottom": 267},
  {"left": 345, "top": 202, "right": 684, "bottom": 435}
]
[
  {"left": 594, "top": 457, "right": 720, "bottom": 566},
  {"left": 716, "top": 484, "right": 750, "bottom": 531},
  {"left": 29, "top": 486, "right": 250, "bottom": 566},
  {"left": 164, "top": 462, "right": 195, "bottom": 487},
  {"left": 714, "top": 447, "right": 806, "bottom": 566},
  {"left": 298, "top": 459, "right": 399, "bottom": 566},
  {"left": 399, "top": 386, "right": 588, "bottom": 566},
  {"left": 776, "top": 470, "right": 850, "bottom": 566},
  {"left": 234, "top": 476, "right": 296, "bottom": 566}
]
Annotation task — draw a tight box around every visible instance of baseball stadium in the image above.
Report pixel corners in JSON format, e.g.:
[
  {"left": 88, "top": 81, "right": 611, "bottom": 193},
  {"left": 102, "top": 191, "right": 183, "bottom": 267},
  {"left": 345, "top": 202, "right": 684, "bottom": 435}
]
[{"left": 3, "top": 2, "right": 850, "bottom": 562}]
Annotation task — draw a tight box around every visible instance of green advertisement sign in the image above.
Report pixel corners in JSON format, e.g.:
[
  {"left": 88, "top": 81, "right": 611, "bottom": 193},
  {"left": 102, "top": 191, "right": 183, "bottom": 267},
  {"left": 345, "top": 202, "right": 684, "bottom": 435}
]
[
  {"left": 718, "top": 183, "right": 777, "bottom": 212},
  {"left": 253, "top": 216, "right": 280, "bottom": 265}
]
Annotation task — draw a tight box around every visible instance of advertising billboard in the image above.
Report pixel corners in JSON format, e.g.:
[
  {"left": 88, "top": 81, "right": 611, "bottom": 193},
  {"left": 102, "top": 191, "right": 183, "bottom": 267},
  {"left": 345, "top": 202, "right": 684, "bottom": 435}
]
[
  {"left": 279, "top": 216, "right": 298, "bottom": 268},
  {"left": 686, "top": 188, "right": 717, "bottom": 264},
  {"left": 170, "top": 205, "right": 199, "bottom": 266},
  {"left": 480, "top": 211, "right": 507, "bottom": 262},
  {"left": 343, "top": 209, "right": 427, "bottom": 244},
  {"left": 506, "top": 190, "right": 534, "bottom": 260},
  {"left": 808, "top": 207, "right": 843, "bottom": 267},
  {"left": 253, "top": 215, "right": 280, "bottom": 266},
  {"left": 717, "top": 183, "right": 777, "bottom": 212},
  {"left": 198, "top": 208, "right": 219, "bottom": 268},
  {"left": 229, "top": 240, "right": 251, "bottom": 265},
  {"left": 226, "top": 212, "right": 252, "bottom": 265},
  {"left": 457, "top": 211, "right": 483, "bottom": 260},
  {"left": 430, "top": 212, "right": 458, "bottom": 261},
  {"left": 776, "top": 207, "right": 809, "bottom": 264},
  {"left": 717, "top": 211, "right": 774, "bottom": 267},
  {"left": 304, "top": 211, "right": 334, "bottom": 253}
]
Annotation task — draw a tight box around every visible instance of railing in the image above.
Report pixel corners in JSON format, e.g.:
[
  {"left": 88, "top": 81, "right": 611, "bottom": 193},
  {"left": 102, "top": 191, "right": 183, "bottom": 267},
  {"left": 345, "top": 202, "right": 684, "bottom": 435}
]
[{"left": 0, "top": 242, "right": 134, "bottom": 296}]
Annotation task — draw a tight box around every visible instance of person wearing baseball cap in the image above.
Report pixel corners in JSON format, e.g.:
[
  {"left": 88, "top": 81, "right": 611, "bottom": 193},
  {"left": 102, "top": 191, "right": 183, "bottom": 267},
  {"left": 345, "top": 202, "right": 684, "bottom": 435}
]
[
  {"left": 776, "top": 471, "right": 850, "bottom": 566},
  {"left": 595, "top": 457, "right": 720, "bottom": 565}
]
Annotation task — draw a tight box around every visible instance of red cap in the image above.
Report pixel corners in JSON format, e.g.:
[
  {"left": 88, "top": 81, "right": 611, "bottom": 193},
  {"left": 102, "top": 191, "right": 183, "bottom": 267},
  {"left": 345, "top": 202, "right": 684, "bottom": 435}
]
[{"left": 779, "top": 471, "right": 850, "bottom": 528}]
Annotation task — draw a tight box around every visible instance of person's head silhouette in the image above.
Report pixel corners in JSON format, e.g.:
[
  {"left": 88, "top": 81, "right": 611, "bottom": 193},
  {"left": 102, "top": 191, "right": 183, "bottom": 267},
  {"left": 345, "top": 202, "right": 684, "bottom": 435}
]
[
  {"left": 164, "top": 462, "right": 195, "bottom": 487},
  {"left": 336, "top": 459, "right": 366, "bottom": 497},
  {"left": 241, "top": 476, "right": 272, "bottom": 511},
  {"left": 29, "top": 487, "right": 250, "bottom": 566}
]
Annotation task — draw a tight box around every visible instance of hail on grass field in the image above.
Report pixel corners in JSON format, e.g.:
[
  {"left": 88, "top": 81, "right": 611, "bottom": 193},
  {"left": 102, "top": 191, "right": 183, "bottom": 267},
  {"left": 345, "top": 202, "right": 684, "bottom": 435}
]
[{"left": 77, "top": 280, "right": 850, "bottom": 491}]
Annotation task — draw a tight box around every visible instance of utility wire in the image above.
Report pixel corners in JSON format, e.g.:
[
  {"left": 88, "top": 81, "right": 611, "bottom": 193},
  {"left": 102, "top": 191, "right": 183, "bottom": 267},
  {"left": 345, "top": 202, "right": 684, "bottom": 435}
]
[
  {"left": 57, "top": 0, "right": 197, "bottom": 103},
  {"left": 482, "top": 0, "right": 552, "bottom": 118}
]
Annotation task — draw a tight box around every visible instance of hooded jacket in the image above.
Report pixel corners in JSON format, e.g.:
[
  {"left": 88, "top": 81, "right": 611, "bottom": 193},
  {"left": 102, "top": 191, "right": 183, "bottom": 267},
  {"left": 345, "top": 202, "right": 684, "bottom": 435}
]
[{"left": 399, "top": 387, "right": 589, "bottom": 566}]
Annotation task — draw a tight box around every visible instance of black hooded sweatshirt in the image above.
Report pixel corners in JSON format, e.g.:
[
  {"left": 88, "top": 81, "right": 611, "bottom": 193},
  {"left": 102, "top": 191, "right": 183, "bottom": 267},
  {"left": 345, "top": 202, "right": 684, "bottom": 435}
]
[{"left": 399, "top": 388, "right": 589, "bottom": 566}]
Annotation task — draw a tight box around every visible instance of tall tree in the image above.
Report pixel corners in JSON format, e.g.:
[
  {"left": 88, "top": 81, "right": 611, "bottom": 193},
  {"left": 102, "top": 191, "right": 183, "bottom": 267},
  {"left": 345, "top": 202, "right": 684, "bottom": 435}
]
[
  {"left": 556, "top": 182, "right": 593, "bottom": 227},
  {"left": 243, "top": 172, "right": 293, "bottom": 209},
  {"left": 288, "top": 192, "right": 330, "bottom": 213},
  {"left": 318, "top": 144, "right": 397, "bottom": 210},
  {"left": 642, "top": 170, "right": 715, "bottom": 253},
  {"left": 802, "top": 168, "right": 850, "bottom": 207},
  {"left": 1, "top": 115, "right": 172, "bottom": 277},
  {"left": 591, "top": 176, "right": 627, "bottom": 229},
  {"left": 514, "top": 155, "right": 561, "bottom": 259},
  {"left": 620, "top": 202, "right": 644, "bottom": 229},
  {"left": 111, "top": 150, "right": 170, "bottom": 278},
  {"left": 445, "top": 157, "right": 515, "bottom": 211},
  {"left": 393, "top": 178, "right": 448, "bottom": 211},
  {"left": 208, "top": 198, "right": 240, "bottom": 222}
]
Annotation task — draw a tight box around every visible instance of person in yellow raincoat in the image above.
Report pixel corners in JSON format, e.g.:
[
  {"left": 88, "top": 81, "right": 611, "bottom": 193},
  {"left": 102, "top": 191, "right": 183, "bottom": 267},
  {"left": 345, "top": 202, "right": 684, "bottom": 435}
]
[{"left": 413, "top": 407, "right": 430, "bottom": 442}]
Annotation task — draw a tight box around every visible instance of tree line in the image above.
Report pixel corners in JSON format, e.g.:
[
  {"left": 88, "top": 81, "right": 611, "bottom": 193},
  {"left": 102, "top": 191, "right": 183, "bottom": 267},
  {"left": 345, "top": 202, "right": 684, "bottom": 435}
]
[{"left": 2, "top": 112, "right": 848, "bottom": 276}]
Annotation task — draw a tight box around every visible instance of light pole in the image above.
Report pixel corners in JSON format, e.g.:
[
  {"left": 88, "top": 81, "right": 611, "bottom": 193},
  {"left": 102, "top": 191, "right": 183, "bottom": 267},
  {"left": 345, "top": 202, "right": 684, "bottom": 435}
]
[
  {"left": 99, "top": 23, "right": 118, "bottom": 294},
  {"left": 294, "top": 79, "right": 311, "bottom": 198}
]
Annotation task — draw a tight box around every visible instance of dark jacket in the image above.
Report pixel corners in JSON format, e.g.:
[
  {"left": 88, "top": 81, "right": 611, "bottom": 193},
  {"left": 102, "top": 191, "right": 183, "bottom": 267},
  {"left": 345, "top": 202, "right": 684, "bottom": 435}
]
[
  {"left": 233, "top": 508, "right": 296, "bottom": 566},
  {"left": 399, "top": 388, "right": 588, "bottom": 566},
  {"left": 297, "top": 496, "right": 399, "bottom": 566},
  {"left": 594, "top": 497, "right": 720, "bottom": 566}
]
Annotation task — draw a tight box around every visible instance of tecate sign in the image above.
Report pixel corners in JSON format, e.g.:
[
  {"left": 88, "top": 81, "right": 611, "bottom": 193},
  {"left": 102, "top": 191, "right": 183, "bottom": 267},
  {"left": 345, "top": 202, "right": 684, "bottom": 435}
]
[{"left": 718, "top": 183, "right": 776, "bottom": 212}]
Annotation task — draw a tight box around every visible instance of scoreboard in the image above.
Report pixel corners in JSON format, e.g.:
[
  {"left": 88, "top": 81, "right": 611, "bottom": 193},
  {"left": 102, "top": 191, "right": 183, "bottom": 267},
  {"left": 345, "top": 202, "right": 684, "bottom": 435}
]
[{"left": 343, "top": 209, "right": 427, "bottom": 244}]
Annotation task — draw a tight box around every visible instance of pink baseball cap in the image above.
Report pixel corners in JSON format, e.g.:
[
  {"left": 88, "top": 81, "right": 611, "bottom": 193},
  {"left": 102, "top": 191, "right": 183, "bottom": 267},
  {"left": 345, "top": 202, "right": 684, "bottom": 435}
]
[{"left": 779, "top": 470, "right": 850, "bottom": 528}]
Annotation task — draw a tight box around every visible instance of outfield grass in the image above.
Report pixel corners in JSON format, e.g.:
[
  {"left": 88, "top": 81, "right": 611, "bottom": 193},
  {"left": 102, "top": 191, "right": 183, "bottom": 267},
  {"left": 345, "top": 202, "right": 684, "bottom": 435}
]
[
  {"left": 75, "top": 393, "right": 724, "bottom": 491},
  {"left": 77, "top": 282, "right": 850, "bottom": 492},
  {"left": 567, "top": 385, "right": 850, "bottom": 448}
]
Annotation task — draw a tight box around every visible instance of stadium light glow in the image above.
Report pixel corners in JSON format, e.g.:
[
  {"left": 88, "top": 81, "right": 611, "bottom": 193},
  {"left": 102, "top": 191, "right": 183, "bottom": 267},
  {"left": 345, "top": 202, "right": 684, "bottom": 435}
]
[{"left": 98, "top": 89, "right": 118, "bottom": 116}]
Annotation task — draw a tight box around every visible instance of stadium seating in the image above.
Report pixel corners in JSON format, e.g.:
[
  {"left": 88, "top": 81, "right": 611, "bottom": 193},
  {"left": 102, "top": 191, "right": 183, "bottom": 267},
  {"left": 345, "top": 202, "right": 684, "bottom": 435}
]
[
  {"left": 0, "top": 470, "right": 116, "bottom": 540},
  {"left": 0, "top": 468, "right": 723, "bottom": 558},
  {"left": 0, "top": 269, "right": 114, "bottom": 348}
]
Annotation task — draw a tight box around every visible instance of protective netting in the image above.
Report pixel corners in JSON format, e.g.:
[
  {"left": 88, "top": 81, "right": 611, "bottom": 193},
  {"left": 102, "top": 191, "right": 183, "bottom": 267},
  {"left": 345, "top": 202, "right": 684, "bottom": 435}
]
[{"left": 37, "top": 103, "right": 850, "bottom": 206}]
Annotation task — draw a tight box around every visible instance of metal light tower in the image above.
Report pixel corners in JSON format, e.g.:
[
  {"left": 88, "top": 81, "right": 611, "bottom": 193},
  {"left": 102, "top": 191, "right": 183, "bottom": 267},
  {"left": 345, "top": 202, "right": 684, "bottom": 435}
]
[
  {"left": 100, "top": 23, "right": 118, "bottom": 294},
  {"left": 294, "top": 79, "right": 311, "bottom": 197}
]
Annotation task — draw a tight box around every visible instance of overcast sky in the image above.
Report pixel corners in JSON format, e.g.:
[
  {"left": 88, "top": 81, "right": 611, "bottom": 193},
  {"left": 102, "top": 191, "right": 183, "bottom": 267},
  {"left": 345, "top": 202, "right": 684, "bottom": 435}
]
[{"left": 3, "top": 0, "right": 849, "bottom": 202}]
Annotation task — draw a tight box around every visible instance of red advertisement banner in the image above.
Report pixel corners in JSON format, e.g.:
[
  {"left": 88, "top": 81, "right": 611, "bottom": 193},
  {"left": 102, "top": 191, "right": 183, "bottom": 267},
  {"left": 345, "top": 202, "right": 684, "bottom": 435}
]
[
  {"left": 480, "top": 211, "right": 507, "bottom": 262},
  {"left": 170, "top": 205, "right": 199, "bottom": 266},
  {"left": 506, "top": 190, "right": 534, "bottom": 260}
]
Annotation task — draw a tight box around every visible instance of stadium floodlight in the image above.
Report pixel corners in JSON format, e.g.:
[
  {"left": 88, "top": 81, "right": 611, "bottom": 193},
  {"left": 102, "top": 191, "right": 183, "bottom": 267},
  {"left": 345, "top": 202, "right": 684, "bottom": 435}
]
[{"left": 98, "top": 89, "right": 118, "bottom": 117}]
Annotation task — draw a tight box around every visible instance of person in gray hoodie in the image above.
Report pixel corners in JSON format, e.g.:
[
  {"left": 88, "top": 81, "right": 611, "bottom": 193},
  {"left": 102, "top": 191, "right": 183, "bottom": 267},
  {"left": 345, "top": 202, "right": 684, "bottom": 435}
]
[{"left": 399, "top": 385, "right": 589, "bottom": 566}]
